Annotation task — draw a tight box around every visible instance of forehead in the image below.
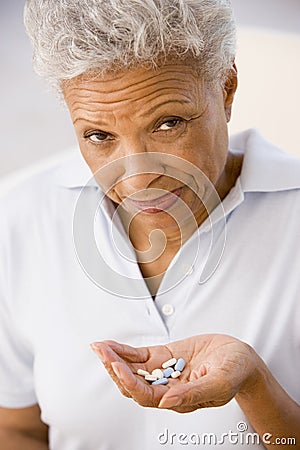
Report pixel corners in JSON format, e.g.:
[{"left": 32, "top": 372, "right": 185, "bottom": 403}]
[{"left": 62, "top": 64, "right": 209, "bottom": 121}]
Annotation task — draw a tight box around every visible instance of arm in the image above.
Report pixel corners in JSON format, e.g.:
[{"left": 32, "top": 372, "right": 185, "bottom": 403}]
[
  {"left": 236, "top": 350, "right": 300, "bottom": 449},
  {"left": 91, "top": 335, "right": 300, "bottom": 449},
  {"left": 0, "top": 404, "right": 49, "bottom": 450}
]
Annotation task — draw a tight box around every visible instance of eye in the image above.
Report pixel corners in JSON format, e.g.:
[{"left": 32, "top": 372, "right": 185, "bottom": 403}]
[
  {"left": 153, "top": 117, "right": 187, "bottom": 138},
  {"left": 84, "top": 131, "right": 113, "bottom": 143},
  {"left": 157, "top": 118, "right": 182, "bottom": 131}
]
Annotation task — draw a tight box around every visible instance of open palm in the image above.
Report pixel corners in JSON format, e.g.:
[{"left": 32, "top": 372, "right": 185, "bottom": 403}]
[{"left": 91, "top": 334, "right": 258, "bottom": 413}]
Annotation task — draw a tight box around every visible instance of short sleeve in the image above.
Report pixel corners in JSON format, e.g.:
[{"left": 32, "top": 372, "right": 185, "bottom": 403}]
[{"left": 0, "top": 202, "right": 37, "bottom": 408}]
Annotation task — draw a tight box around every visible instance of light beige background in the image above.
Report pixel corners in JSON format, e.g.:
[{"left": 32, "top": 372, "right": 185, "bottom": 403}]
[
  {"left": 0, "top": 0, "right": 299, "bottom": 189},
  {"left": 230, "top": 28, "right": 300, "bottom": 158}
]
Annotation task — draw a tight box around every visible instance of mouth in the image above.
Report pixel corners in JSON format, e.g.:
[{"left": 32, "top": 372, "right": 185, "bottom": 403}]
[{"left": 127, "top": 187, "right": 184, "bottom": 214}]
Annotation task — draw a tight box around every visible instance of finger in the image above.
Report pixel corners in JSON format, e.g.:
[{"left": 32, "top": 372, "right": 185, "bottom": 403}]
[
  {"left": 102, "top": 340, "right": 149, "bottom": 363},
  {"left": 102, "top": 341, "right": 174, "bottom": 375},
  {"left": 91, "top": 342, "right": 145, "bottom": 374},
  {"left": 90, "top": 343, "right": 131, "bottom": 398},
  {"left": 91, "top": 342, "right": 118, "bottom": 362},
  {"left": 112, "top": 361, "right": 168, "bottom": 408},
  {"left": 111, "top": 380, "right": 132, "bottom": 399}
]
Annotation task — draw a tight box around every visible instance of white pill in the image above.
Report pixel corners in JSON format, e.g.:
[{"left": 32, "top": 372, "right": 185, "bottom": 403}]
[
  {"left": 162, "top": 358, "right": 177, "bottom": 369},
  {"left": 171, "top": 370, "right": 181, "bottom": 379},
  {"left": 145, "top": 374, "right": 158, "bottom": 381},
  {"left": 151, "top": 369, "right": 164, "bottom": 379},
  {"left": 137, "top": 369, "right": 149, "bottom": 377}
]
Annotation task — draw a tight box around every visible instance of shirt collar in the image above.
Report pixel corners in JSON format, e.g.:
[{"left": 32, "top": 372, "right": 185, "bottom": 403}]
[
  {"left": 55, "top": 129, "right": 300, "bottom": 193},
  {"left": 230, "top": 128, "right": 300, "bottom": 192},
  {"left": 54, "top": 150, "right": 98, "bottom": 188}
]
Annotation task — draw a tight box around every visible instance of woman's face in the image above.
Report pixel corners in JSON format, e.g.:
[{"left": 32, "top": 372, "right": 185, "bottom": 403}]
[{"left": 63, "top": 63, "right": 237, "bottom": 229}]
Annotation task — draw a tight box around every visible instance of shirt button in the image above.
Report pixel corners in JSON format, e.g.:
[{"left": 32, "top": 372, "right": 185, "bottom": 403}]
[{"left": 162, "top": 304, "right": 174, "bottom": 316}]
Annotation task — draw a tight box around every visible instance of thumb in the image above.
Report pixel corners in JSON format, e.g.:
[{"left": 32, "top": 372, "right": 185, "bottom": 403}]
[{"left": 159, "top": 371, "right": 230, "bottom": 409}]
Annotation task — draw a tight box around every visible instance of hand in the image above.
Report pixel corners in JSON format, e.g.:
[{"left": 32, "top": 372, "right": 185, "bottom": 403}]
[{"left": 91, "top": 334, "right": 259, "bottom": 413}]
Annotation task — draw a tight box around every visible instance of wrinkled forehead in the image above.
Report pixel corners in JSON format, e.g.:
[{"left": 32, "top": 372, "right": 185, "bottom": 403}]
[{"left": 62, "top": 63, "right": 216, "bottom": 121}]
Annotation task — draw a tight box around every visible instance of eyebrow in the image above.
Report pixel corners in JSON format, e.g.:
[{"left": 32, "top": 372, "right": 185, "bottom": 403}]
[{"left": 72, "top": 98, "right": 196, "bottom": 127}]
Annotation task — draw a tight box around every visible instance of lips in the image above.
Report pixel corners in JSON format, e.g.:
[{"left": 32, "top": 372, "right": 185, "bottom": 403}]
[{"left": 127, "top": 187, "right": 183, "bottom": 213}]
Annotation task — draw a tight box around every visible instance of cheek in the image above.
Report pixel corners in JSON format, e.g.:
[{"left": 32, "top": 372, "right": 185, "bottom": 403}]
[
  {"left": 78, "top": 140, "right": 105, "bottom": 168},
  {"left": 77, "top": 140, "right": 124, "bottom": 191},
  {"left": 173, "top": 127, "right": 228, "bottom": 188},
  {"left": 174, "top": 127, "right": 213, "bottom": 173}
]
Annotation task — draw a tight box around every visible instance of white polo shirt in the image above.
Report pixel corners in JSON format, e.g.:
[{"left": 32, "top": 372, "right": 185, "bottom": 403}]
[{"left": 0, "top": 129, "right": 299, "bottom": 450}]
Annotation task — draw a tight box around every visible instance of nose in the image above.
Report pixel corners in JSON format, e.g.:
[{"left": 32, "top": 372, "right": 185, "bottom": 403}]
[
  {"left": 116, "top": 139, "right": 165, "bottom": 194},
  {"left": 123, "top": 153, "right": 162, "bottom": 189}
]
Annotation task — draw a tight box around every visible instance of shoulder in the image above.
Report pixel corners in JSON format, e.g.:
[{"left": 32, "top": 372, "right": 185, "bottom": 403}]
[
  {"left": 231, "top": 129, "right": 300, "bottom": 195},
  {"left": 0, "top": 150, "right": 93, "bottom": 230}
]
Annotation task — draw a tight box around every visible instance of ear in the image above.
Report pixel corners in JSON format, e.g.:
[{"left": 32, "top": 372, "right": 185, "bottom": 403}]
[{"left": 223, "top": 63, "right": 238, "bottom": 122}]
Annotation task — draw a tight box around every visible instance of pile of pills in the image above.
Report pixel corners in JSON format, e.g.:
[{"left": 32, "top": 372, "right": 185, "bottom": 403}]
[{"left": 137, "top": 357, "right": 186, "bottom": 386}]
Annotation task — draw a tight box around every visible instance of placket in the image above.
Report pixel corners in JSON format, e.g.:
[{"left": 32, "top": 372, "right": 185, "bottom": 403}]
[
  {"left": 96, "top": 197, "right": 171, "bottom": 339},
  {"left": 153, "top": 228, "right": 212, "bottom": 335},
  {"left": 152, "top": 181, "right": 245, "bottom": 335}
]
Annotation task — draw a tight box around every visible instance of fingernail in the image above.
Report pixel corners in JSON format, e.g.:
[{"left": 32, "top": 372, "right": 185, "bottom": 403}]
[
  {"left": 159, "top": 396, "right": 182, "bottom": 409},
  {"left": 111, "top": 362, "right": 123, "bottom": 380},
  {"left": 90, "top": 343, "right": 106, "bottom": 360},
  {"left": 90, "top": 342, "right": 102, "bottom": 352}
]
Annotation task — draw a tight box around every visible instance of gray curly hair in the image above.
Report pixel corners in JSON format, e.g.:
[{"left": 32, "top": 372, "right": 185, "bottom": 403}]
[{"left": 24, "top": 0, "right": 236, "bottom": 94}]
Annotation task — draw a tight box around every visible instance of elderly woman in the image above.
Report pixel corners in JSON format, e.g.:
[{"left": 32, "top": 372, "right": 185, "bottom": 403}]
[{"left": 0, "top": 0, "right": 299, "bottom": 449}]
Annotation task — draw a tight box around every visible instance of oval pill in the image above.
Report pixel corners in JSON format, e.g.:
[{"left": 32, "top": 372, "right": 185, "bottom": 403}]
[
  {"left": 152, "top": 377, "right": 168, "bottom": 385},
  {"left": 151, "top": 369, "right": 164, "bottom": 379},
  {"left": 137, "top": 369, "right": 149, "bottom": 377},
  {"left": 145, "top": 374, "right": 158, "bottom": 381},
  {"left": 162, "top": 358, "right": 177, "bottom": 369},
  {"left": 171, "top": 370, "right": 181, "bottom": 379},
  {"left": 174, "top": 358, "right": 186, "bottom": 372},
  {"left": 163, "top": 367, "right": 174, "bottom": 378}
]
